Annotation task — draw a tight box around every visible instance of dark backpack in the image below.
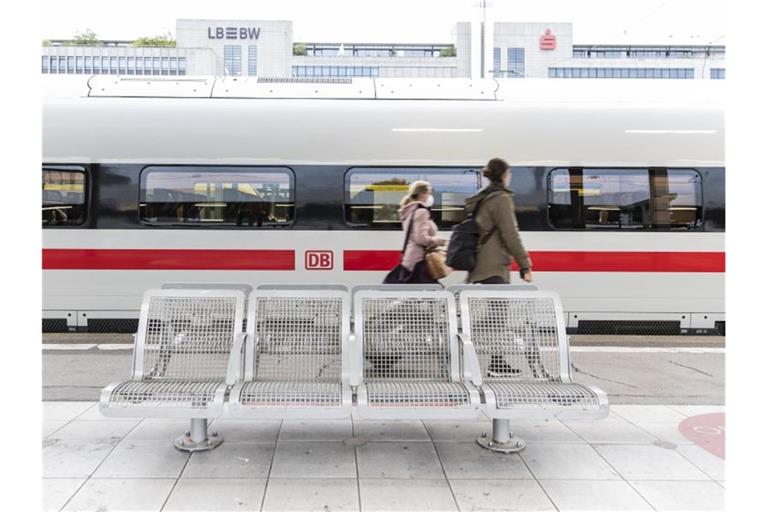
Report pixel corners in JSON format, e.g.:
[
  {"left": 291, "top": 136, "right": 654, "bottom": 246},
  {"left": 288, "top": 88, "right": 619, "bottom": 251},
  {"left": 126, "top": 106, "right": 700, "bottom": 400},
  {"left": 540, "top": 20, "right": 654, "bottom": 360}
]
[{"left": 445, "top": 193, "right": 497, "bottom": 271}]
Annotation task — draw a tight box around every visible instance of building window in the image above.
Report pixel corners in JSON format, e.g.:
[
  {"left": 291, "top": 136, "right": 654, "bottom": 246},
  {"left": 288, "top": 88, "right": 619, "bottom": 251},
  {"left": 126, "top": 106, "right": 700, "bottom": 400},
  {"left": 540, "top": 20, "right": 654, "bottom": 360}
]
[
  {"left": 139, "top": 167, "right": 295, "bottom": 228},
  {"left": 42, "top": 167, "right": 87, "bottom": 227},
  {"left": 506, "top": 47, "right": 524, "bottom": 78},
  {"left": 345, "top": 167, "right": 483, "bottom": 229},
  {"left": 76, "top": 56, "right": 84, "bottom": 73},
  {"left": 710, "top": 68, "right": 725, "bottom": 79},
  {"left": 493, "top": 47, "right": 501, "bottom": 77},
  {"left": 179, "top": 57, "right": 187, "bottom": 76},
  {"left": 161, "top": 57, "right": 169, "bottom": 75},
  {"left": 224, "top": 45, "right": 241, "bottom": 76},
  {"left": 42, "top": 56, "right": 49, "bottom": 73},
  {"left": 547, "top": 168, "right": 702, "bottom": 230},
  {"left": 548, "top": 67, "right": 696, "bottom": 79},
  {"left": 67, "top": 56, "right": 76, "bottom": 74},
  {"left": 248, "top": 46, "right": 258, "bottom": 76},
  {"left": 84, "top": 56, "right": 92, "bottom": 73},
  {"left": 109, "top": 57, "right": 117, "bottom": 75}
]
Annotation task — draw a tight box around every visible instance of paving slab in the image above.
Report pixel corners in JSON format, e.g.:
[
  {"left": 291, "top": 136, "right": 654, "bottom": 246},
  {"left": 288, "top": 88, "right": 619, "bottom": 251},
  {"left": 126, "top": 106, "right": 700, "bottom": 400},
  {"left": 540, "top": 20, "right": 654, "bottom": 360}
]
[
  {"left": 594, "top": 444, "right": 710, "bottom": 481},
  {"left": 450, "top": 479, "right": 555, "bottom": 511},
  {"left": 353, "top": 420, "right": 431, "bottom": 441},
  {"left": 92, "top": 441, "right": 189, "bottom": 479},
  {"left": 279, "top": 419, "right": 352, "bottom": 441},
  {"left": 43, "top": 439, "right": 118, "bottom": 478},
  {"left": 357, "top": 441, "right": 444, "bottom": 479},
  {"left": 675, "top": 444, "right": 725, "bottom": 480},
  {"left": 43, "top": 478, "right": 85, "bottom": 512},
  {"left": 181, "top": 442, "right": 275, "bottom": 479},
  {"left": 62, "top": 478, "right": 175, "bottom": 511},
  {"left": 564, "top": 418, "right": 657, "bottom": 444},
  {"left": 270, "top": 441, "right": 357, "bottom": 479},
  {"left": 424, "top": 421, "right": 489, "bottom": 442},
  {"left": 539, "top": 480, "right": 653, "bottom": 511},
  {"left": 359, "top": 478, "right": 457, "bottom": 512},
  {"left": 262, "top": 478, "right": 359, "bottom": 511},
  {"left": 521, "top": 443, "right": 621, "bottom": 480},
  {"left": 629, "top": 480, "right": 725, "bottom": 510},
  {"left": 43, "top": 401, "right": 96, "bottom": 421},
  {"left": 210, "top": 419, "right": 283, "bottom": 443},
  {"left": 163, "top": 478, "right": 267, "bottom": 511},
  {"left": 434, "top": 442, "right": 533, "bottom": 480}
]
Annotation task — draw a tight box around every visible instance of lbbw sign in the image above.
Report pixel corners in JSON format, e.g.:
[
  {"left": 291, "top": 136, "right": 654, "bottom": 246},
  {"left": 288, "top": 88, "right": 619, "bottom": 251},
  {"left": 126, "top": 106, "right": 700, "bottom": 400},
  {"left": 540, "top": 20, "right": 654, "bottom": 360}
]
[{"left": 305, "top": 251, "right": 334, "bottom": 270}]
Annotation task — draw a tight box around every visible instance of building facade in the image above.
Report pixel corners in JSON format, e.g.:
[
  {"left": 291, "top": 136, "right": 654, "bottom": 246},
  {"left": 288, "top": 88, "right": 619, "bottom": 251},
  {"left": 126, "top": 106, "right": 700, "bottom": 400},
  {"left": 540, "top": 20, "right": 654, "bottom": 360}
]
[{"left": 42, "top": 19, "right": 725, "bottom": 80}]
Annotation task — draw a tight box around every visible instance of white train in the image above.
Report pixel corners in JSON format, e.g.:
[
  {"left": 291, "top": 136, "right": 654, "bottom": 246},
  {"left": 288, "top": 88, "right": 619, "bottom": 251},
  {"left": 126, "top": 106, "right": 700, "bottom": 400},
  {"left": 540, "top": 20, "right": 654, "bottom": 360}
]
[{"left": 42, "top": 76, "right": 724, "bottom": 335}]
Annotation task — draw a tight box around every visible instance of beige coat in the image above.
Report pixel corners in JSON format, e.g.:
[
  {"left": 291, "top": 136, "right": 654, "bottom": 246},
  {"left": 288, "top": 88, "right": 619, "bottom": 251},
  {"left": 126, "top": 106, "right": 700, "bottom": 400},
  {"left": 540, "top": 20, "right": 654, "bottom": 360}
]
[
  {"left": 398, "top": 202, "right": 440, "bottom": 271},
  {"left": 465, "top": 185, "right": 531, "bottom": 283}
]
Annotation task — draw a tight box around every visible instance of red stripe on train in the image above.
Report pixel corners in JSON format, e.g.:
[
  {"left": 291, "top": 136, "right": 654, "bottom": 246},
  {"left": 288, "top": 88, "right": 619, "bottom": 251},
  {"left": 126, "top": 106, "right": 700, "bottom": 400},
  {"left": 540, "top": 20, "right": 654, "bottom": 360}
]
[
  {"left": 343, "top": 250, "right": 725, "bottom": 272},
  {"left": 42, "top": 249, "right": 295, "bottom": 270}
]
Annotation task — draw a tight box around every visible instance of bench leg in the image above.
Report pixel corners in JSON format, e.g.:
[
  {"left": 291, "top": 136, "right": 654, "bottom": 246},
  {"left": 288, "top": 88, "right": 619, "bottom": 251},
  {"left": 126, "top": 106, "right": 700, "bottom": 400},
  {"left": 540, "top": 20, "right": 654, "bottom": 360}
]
[
  {"left": 173, "top": 418, "right": 223, "bottom": 452},
  {"left": 476, "top": 419, "right": 526, "bottom": 453}
]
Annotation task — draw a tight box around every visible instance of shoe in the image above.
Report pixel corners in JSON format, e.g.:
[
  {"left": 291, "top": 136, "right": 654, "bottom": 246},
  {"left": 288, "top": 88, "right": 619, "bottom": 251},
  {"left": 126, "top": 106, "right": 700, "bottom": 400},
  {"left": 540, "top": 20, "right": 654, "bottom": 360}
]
[{"left": 486, "top": 358, "right": 521, "bottom": 378}]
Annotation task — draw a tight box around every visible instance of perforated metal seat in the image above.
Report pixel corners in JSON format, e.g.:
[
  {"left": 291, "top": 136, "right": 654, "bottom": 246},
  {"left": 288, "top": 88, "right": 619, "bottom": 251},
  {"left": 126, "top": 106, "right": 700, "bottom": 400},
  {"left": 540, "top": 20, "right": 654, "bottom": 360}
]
[
  {"left": 353, "top": 290, "right": 483, "bottom": 420},
  {"left": 100, "top": 289, "right": 245, "bottom": 451},
  {"left": 108, "top": 380, "right": 223, "bottom": 410},
  {"left": 364, "top": 382, "right": 473, "bottom": 408},
  {"left": 228, "top": 289, "right": 352, "bottom": 419},
  {"left": 484, "top": 382, "right": 603, "bottom": 411},
  {"left": 238, "top": 381, "right": 343, "bottom": 408},
  {"left": 458, "top": 290, "right": 609, "bottom": 421}
]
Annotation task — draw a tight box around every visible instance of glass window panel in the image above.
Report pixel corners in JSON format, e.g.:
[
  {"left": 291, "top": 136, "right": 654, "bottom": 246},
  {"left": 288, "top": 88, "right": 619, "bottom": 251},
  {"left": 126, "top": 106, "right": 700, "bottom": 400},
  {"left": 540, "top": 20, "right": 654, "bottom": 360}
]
[
  {"left": 140, "top": 167, "right": 295, "bottom": 228},
  {"left": 345, "top": 167, "right": 483, "bottom": 228},
  {"left": 547, "top": 168, "right": 702, "bottom": 230},
  {"left": 42, "top": 56, "right": 49, "bottom": 73},
  {"left": 67, "top": 56, "right": 75, "bottom": 73},
  {"left": 42, "top": 168, "right": 87, "bottom": 227},
  {"left": 248, "top": 46, "right": 258, "bottom": 76},
  {"left": 50, "top": 56, "right": 59, "bottom": 73}
]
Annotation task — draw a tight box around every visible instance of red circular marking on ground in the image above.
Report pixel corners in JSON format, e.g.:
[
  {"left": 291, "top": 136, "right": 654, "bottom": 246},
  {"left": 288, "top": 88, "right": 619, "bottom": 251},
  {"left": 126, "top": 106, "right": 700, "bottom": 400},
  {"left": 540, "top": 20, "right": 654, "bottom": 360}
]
[{"left": 678, "top": 413, "right": 725, "bottom": 459}]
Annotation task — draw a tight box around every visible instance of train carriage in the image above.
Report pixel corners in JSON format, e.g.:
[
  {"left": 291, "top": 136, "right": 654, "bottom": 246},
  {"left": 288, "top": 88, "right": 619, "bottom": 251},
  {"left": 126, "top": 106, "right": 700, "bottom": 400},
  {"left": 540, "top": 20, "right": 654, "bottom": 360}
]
[{"left": 42, "top": 76, "right": 724, "bottom": 335}]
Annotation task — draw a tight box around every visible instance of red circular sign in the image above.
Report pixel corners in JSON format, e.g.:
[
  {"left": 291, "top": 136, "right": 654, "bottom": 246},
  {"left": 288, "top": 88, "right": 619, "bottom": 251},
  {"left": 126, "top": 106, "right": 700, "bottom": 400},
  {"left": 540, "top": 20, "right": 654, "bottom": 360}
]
[{"left": 678, "top": 412, "right": 725, "bottom": 459}]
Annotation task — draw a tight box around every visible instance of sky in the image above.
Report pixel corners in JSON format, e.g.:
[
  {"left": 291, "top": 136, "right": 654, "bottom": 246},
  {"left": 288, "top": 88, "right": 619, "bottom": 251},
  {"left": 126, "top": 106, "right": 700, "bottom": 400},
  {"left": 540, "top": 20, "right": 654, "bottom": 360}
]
[{"left": 40, "top": 0, "right": 726, "bottom": 45}]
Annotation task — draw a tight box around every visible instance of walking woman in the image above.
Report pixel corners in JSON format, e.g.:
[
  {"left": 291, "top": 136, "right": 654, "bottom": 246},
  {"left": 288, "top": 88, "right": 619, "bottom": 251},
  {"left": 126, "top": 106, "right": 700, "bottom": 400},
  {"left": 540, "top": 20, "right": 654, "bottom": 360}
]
[
  {"left": 465, "top": 158, "right": 533, "bottom": 285},
  {"left": 466, "top": 158, "right": 533, "bottom": 376},
  {"left": 384, "top": 180, "right": 447, "bottom": 284}
]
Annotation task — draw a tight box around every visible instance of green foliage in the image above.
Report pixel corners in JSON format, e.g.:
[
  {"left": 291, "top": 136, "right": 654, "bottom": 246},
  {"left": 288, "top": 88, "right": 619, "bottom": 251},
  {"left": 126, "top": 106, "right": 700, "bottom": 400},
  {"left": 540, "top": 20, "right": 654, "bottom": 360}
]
[
  {"left": 132, "top": 33, "right": 176, "bottom": 47},
  {"left": 293, "top": 43, "right": 307, "bottom": 56},
  {"left": 42, "top": 39, "right": 51, "bottom": 47},
  {"left": 440, "top": 45, "right": 457, "bottom": 57},
  {"left": 70, "top": 29, "right": 101, "bottom": 46}
]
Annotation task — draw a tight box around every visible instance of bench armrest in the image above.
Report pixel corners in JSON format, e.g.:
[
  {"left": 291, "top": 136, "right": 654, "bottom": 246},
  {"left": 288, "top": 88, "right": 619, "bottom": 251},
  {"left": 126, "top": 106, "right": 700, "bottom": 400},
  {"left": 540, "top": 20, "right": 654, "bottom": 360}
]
[
  {"left": 226, "top": 332, "right": 247, "bottom": 386},
  {"left": 457, "top": 332, "right": 483, "bottom": 387},
  {"left": 348, "top": 333, "right": 361, "bottom": 386}
]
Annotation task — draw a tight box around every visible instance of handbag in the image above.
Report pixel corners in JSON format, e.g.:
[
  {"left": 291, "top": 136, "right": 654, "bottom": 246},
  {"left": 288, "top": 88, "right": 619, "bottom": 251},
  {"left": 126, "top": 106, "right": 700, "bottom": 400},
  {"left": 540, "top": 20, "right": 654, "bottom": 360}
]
[
  {"left": 383, "top": 205, "right": 436, "bottom": 284},
  {"left": 425, "top": 246, "right": 452, "bottom": 280}
]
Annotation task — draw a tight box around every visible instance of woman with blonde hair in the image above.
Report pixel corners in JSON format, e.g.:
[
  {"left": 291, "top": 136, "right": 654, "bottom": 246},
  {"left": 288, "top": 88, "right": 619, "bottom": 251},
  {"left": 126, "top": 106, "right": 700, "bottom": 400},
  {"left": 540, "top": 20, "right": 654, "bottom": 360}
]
[{"left": 383, "top": 180, "right": 447, "bottom": 284}]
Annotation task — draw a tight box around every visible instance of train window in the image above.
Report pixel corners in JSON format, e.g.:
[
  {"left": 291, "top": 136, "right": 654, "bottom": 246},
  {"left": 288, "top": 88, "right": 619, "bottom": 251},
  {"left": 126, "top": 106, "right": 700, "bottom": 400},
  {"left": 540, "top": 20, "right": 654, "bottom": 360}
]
[
  {"left": 547, "top": 168, "right": 702, "bottom": 230},
  {"left": 42, "top": 167, "right": 87, "bottom": 227},
  {"left": 345, "top": 167, "right": 483, "bottom": 229},
  {"left": 139, "top": 167, "right": 294, "bottom": 228}
]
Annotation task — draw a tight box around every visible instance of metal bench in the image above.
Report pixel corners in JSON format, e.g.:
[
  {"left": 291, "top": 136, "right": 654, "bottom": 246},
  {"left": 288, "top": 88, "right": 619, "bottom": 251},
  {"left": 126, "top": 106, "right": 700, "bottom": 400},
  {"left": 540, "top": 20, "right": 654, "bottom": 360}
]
[
  {"left": 227, "top": 288, "right": 352, "bottom": 418},
  {"left": 458, "top": 289, "right": 609, "bottom": 452},
  {"left": 353, "top": 290, "right": 482, "bottom": 419},
  {"left": 100, "top": 289, "right": 245, "bottom": 452}
]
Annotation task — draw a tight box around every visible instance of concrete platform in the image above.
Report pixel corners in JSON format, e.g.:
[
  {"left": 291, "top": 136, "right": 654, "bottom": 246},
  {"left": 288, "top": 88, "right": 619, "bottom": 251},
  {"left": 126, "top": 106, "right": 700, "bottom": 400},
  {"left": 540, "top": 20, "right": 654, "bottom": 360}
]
[{"left": 43, "top": 402, "right": 725, "bottom": 511}]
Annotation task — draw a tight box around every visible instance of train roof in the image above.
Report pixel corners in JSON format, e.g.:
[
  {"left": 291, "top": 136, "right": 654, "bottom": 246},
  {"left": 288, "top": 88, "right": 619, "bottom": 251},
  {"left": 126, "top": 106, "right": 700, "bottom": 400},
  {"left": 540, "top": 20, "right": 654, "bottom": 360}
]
[
  {"left": 42, "top": 75, "right": 724, "bottom": 167},
  {"left": 42, "top": 75, "right": 723, "bottom": 105}
]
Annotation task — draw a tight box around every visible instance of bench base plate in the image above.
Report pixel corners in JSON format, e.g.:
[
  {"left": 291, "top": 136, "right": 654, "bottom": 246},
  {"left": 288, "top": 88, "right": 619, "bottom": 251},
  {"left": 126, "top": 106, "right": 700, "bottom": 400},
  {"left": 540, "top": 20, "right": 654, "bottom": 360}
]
[
  {"left": 174, "top": 432, "right": 223, "bottom": 452},
  {"left": 476, "top": 433, "right": 526, "bottom": 453}
]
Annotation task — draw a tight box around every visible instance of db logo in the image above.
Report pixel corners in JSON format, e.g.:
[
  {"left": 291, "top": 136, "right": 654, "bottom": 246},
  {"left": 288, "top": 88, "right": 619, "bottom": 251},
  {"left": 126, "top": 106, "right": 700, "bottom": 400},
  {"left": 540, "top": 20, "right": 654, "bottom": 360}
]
[{"left": 305, "top": 251, "right": 334, "bottom": 270}]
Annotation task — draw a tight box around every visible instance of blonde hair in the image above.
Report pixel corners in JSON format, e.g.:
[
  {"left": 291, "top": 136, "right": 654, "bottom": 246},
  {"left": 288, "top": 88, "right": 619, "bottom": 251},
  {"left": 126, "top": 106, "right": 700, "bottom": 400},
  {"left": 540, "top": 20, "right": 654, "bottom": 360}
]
[{"left": 399, "top": 180, "right": 431, "bottom": 206}]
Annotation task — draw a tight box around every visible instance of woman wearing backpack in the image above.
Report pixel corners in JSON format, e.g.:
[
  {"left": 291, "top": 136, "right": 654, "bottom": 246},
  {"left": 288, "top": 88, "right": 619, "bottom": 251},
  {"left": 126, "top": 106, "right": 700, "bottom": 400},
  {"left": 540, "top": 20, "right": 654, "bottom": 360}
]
[
  {"left": 383, "top": 180, "right": 448, "bottom": 284},
  {"left": 465, "top": 158, "right": 533, "bottom": 376},
  {"left": 465, "top": 158, "right": 533, "bottom": 285}
]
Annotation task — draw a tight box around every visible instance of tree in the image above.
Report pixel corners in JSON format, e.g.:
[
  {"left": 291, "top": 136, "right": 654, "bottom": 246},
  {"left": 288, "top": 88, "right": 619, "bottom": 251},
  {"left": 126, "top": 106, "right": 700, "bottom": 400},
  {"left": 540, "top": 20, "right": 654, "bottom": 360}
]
[
  {"left": 439, "top": 45, "right": 457, "bottom": 57},
  {"left": 42, "top": 39, "right": 51, "bottom": 47},
  {"left": 293, "top": 43, "right": 307, "bottom": 56},
  {"left": 70, "top": 29, "right": 101, "bottom": 46},
  {"left": 132, "top": 33, "right": 176, "bottom": 47}
]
